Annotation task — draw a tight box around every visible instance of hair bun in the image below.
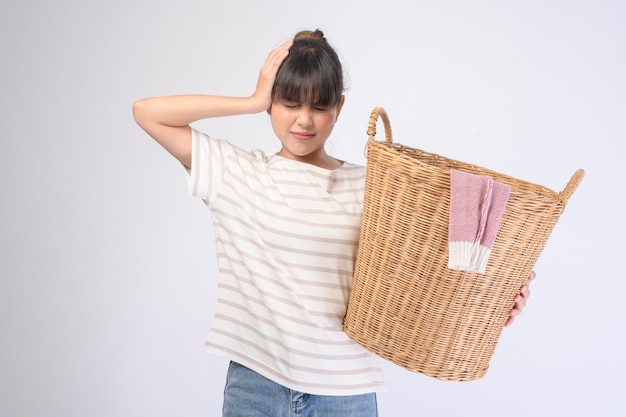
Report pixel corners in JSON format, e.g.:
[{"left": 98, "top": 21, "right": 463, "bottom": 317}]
[{"left": 294, "top": 29, "right": 326, "bottom": 43}]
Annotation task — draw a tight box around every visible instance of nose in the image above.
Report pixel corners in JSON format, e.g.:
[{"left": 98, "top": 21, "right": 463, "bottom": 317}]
[{"left": 296, "top": 106, "right": 313, "bottom": 127}]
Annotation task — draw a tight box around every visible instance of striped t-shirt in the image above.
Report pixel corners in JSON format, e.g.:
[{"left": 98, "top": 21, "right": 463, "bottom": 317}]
[{"left": 185, "top": 129, "right": 385, "bottom": 396}]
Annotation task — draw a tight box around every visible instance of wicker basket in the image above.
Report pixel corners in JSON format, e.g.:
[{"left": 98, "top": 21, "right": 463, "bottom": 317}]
[{"left": 344, "top": 107, "right": 584, "bottom": 382}]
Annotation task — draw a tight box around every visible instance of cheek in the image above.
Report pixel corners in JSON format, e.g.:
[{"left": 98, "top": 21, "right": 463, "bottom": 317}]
[
  {"left": 270, "top": 112, "right": 289, "bottom": 131},
  {"left": 316, "top": 114, "right": 337, "bottom": 131}
]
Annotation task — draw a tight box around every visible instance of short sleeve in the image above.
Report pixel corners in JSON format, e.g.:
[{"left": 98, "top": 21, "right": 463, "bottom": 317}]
[{"left": 184, "top": 128, "right": 229, "bottom": 204}]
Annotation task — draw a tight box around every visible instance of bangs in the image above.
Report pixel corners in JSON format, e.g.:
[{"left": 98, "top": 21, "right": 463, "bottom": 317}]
[{"left": 272, "top": 51, "right": 343, "bottom": 108}]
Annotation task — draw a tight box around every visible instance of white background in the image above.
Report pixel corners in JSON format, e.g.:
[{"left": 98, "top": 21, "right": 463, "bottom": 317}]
[{"left": 1, "top": 0, "right": 624, "bottom": 416}]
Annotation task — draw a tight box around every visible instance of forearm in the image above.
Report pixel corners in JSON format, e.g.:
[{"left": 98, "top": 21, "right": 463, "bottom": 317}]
[
  {"left": 132, "top": 94, "right": 266, "bottom": 128},
  {"left": 132, "top": 94, "right": 263, "bottom": 168}
]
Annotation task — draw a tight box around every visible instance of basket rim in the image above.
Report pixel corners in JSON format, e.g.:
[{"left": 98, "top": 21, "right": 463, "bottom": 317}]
[
  {"left": 367, "top": 139, "right": 560, "bottom": 198},
  {"left": 366, "top": 107, "right": 584, "bottom": 205}
]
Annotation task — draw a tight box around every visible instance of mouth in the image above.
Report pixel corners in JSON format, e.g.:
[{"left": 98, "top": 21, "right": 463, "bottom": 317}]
[{"left": 290, "top": 131, "right": 315, "bottom": 141}]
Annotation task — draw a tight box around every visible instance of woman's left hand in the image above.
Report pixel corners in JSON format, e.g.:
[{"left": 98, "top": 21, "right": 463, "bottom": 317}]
[{"left": 505, "top": 271, "right": 536, "bottom": 327}]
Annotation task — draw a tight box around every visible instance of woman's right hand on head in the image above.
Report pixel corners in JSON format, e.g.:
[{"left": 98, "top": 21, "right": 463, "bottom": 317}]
[
  {"left": 132, "top": 39, "right": 293, "bottom": 168},
  {"left": 251, "top": 40, "right": 293, "bottom": 111}
]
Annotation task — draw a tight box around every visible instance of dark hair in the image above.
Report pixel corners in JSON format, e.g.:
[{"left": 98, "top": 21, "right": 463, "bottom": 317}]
[{"left": 271, "top": 29, "right": 344, "bottom": 108}]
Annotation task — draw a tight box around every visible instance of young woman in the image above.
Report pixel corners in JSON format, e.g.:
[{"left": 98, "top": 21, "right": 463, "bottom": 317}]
[{"left": 133, "top": 29, "right": 534, "bottom": 417}]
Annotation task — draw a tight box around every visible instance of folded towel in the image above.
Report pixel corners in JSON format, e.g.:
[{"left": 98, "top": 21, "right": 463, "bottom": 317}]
[{"left": 448, "top": 169, "right": 511, "bottom": 274}]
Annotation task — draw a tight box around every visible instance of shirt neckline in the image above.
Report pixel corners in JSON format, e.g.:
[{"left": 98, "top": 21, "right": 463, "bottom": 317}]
[{"left": 268, "top": 154, "right": 347, "bottom": 174}]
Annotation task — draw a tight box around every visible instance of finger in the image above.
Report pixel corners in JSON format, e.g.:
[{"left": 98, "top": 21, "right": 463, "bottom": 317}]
[
  {"left": 505, "top": 300, "right": 522, "bottom": 327},
  {"left": 514, "top": 292, "right": 527, "bottom": 310},
  {"left": 520, "top": 284, "right": 531, "bottom": 300},
  {"left": 254, "top": 40, "right": 293, "bottom": 105},
  {"left": 258, "top": 42, "right": 292, "bottom": 87},
  {"left": 266, "top": 40, "right": 292, "bottom": 66},
  {"left": 506, "top": 274, "right": 535, "bottom": 328}
]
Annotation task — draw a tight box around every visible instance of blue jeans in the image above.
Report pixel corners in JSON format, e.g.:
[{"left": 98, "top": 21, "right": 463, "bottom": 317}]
[{"left": 222, "top": 362, "right": 378, "bottom": 417}]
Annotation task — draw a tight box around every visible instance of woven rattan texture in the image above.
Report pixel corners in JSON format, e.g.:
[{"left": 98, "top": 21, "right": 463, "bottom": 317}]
[{"left": 343, "top": 107, "right": 583, "bottom": 382}]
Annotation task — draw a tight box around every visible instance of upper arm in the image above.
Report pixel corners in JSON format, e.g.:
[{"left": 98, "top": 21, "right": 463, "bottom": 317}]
[{"left": 132, "top": 99, "right": 192, "bottom": 168}]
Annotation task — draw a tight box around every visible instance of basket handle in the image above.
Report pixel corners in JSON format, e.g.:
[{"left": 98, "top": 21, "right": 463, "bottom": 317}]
[
  {"left": 367, "top": 107, "right": 393, "bottom": 143},
  {"left": 559, "top": 169, "right": 585, "bottom": 204}
]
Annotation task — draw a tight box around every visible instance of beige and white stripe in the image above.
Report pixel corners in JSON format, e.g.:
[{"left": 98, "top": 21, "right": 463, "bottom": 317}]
[{"left": 185, "top": 129, "right": 385, "bottom": 395}]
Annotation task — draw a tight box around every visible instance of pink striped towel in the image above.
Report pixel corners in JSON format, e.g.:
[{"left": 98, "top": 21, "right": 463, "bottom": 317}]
[{"left": 448, "top": 169, "right": 511, "bottom": 274}]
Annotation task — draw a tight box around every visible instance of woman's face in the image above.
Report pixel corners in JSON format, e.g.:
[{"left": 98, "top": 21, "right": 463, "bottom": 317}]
[{"left": 269, "top": 96, "right": 344, "bottom": 168}]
